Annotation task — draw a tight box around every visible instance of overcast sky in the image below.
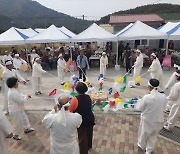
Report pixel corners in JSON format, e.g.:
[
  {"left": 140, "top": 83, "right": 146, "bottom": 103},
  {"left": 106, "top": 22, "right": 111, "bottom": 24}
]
[{"left": 34, "top": 0, "right": 180, "bottom": 20}]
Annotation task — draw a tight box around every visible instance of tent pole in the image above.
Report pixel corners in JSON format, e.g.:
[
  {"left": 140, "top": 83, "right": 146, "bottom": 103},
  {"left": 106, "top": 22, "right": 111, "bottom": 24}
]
[
  {"left": 166, "top": 38, "right": 169, "bottom": 55},
  {"left": 116, "top": 41, "right": 118, "bottom": 65}
]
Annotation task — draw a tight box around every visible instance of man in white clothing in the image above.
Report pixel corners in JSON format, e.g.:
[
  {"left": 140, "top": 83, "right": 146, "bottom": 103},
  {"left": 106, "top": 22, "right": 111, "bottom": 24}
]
[
  {"left": 148, "top": 53, "right": 164, "bottom": 90},
  {"left": 7, "top": 77, "right": 34, "bottom": 140},
  {"left": 13, "top": 54, "right": 29, "bottom": 81},
  {"left": 136, "top": 79, "right": 167, "bottom": 154},
  {"left": 133, "top": 49, "right": 143, "bottom": 86},
  {"left": 3, "top": 60, "right": 26, "bottom": 115},
  {"left": 30, "top": 50, "right": 39, "bottom": 66},
  {"left": 3, "top": 51, "right": 13, "bottom": 64},
  {"left": 32, "top": 57, "right": 47, "bottom": 95},
  {"left": 0, "top": 108, "right": 13, "bottom": 154},
  {"left": 100, "top": 52, "right": 108, "bottom": 79},
  {"left": 57, "top": 53, "right": 66, "bottom": 85},
  {"left": 42, "top": 95, "right": 82, "bottom": 154},
  {"left": 164, "top": 64, "right": 180, "bottom": 112},
  {"left": 164, "top": 70, "right": 180, "bottom": 131}
]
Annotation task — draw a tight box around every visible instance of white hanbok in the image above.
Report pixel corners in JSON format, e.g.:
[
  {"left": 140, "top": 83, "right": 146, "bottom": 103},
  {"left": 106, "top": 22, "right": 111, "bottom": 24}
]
[
  {"left": 8, "top": 88, "right": 31, "bottom": 136},
  {"left": 3, "top": 68, "right": 25, "bottom": 112},
  {"left": 3, "top": 54, "right": 13, "bottom": 64},
  {"left": 136, "top": 89, "right": 167, "bottom": 153},
  {"left": 164, "top": 72, "right": 177, "bottom": 110},
  {"left": 13, "top": 58, "right": 28, "bottom": 80},
  {"left": 57, "top": 58, "right": 66, "bottom": 84},
  {"left": 0, "top": 108, "right": 13, "bottom": 154},
  {"left": 166, "top": 82, "right": 180, "bottom": 129},
  {"left": 32, "top": 62, "right": 46, "bottom": 94},
  {"left": 148, "top": 58, "right": 164, "bottom": 90},
  {"left": 100, "top": 56, "right": 108, "bottom": 78},
  {"left": 133, "top": 54, "right": 143, "bottom": 83},
  {"left": 42, "top": 109, "right": 82, "bottom": 154},
  {"left": 30, "top": 53, "right": 39, "bottom": 65}
]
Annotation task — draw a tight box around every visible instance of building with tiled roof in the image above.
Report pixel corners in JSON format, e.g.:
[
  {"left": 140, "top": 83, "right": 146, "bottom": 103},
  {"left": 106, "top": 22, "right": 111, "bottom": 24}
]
[{"left": 109, "top": 14, "right": 164, "bottom": 34}]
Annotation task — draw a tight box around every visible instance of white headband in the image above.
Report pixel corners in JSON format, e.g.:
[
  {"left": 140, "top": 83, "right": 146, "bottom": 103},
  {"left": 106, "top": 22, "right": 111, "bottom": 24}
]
[
  {"left": 175, "top": 72, "right": 180, "bottom": 77},
  {"left": 5, "top": 61, "right": 13, "bottom": 65},
  {"left": 151, "top": 53, "right": 156, "bottom": 58},
  {"left": 174, "top": 64, "right": 180, "bottom": 70}
]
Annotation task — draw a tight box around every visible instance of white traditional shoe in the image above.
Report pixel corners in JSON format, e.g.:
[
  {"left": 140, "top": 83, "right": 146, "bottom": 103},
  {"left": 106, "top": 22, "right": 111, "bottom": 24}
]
[
  {"left": 163, "top": 125, "right": 172, "bottom": 131},
  {"left": 3, "top": 111, "right": 9, "bottom": 115},
  {"left": 13, "top": 135, "right": 22, "bottom": 140}
]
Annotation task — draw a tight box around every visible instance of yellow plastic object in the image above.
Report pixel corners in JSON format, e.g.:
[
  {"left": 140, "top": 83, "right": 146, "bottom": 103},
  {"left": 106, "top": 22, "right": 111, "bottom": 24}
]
[{"left": 64, "top": 83, "right": 69, "bottom": 90}]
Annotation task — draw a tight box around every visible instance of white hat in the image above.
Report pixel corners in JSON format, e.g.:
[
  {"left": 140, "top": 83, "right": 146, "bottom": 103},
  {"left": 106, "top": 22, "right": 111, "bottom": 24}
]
[
  {"left": 151, "top": 53, "right": 156, "bottom": 58},
  {"left": 102, "top": 52, "right": 106, "bottom": 55},
  {"left": 15, "top": 54, "right": 19, "bottom": 57},
  {"left": 5, "top": 60, "right": 13, "bottom": 66},
  {"left": 58, "top": 53, "right": 63, "bottom": 58},
  {"left": 136, "top": 49, "right": 141, "bottom": 53},
  {"left": 174, "top": 64, "right": 180, "bottom": 70}
]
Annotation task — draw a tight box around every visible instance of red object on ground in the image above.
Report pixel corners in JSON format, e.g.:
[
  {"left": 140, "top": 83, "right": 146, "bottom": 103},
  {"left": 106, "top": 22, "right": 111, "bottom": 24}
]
[
  {"left": 49, "top": 89, "right": 57, "bottom": 96},
  {"left": 113, "top": 92, "right": 120, "bottom": 98},
  {"left": 109, "top": 101, "right": 115, "bottom": 107},
  {"left": 99, "top": 82, "right": 103, "bottom": 87}
]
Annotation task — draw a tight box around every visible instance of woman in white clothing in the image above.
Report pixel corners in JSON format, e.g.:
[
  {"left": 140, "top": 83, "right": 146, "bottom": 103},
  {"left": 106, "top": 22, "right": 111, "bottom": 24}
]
[
  {"left": 100, "top": 52, "right": 108, "bottom": 79},
  {"left": 7, "top": 77, "right": 34, "bottom": 140},
  {"left": 57, "top": 53, "right": 66, "bottom": 85},
  {"left": 32, "top": 57, "right": 47, "bottom": 95}
]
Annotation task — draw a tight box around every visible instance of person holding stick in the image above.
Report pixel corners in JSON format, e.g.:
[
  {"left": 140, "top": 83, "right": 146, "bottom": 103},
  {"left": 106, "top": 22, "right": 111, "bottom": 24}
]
[
  {"left": 136, "top": 79, "right": 167, "bottom": 154},
  {"left": 77, "top": 51, "right": 89, "bottom": 81}
]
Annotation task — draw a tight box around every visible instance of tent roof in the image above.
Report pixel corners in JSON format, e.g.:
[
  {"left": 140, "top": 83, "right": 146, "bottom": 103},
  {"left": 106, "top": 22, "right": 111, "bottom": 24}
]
[
  {"left": 158, "top": 22, "right": 180, "bottom": 34},
  {"left": 34, "top": 28, "right": 46, "bottom": 33},
  {"left": 0, "top": 27, "right": 28, "bottom": 45},
  {"left": 16, "top": 28, "right": 38, "bottom": 37},
  {"left": 71, "top": 23, "right": 116, "bottom": 42},
  {"left": 26, "top": 25, "right": 70, "bottom": 44},
  {"left": 115, "top": 23, "right": 133, "bottom": 36},
  {"left": 59, "top": 26, "right": 76, "bottom": 38},
  {"left": 168, "top": 24, "right": 180, "bottom": 40},
  {"left": 117, "top": 21, "right": 168, "bottom": 40}
]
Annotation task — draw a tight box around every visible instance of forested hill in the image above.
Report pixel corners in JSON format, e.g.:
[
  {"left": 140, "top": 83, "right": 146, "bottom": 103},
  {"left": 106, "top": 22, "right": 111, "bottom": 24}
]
[
  {"left": 0, "top": 0, "right": 93, "bottom": 33},
  {"left": 98, "top": 4, "right": 180, "bottom": 24}
]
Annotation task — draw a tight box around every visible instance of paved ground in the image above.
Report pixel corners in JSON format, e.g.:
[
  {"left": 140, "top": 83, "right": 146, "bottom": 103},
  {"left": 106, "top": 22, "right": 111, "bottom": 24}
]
[{"left": 0, "top": 67, "right": 180, "bottom": 154}]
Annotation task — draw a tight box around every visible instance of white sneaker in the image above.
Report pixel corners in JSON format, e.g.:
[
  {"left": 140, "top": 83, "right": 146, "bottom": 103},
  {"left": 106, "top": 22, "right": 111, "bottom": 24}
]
[
  {"left": 3, "top": 111, "right": 9, "bottom": 115},
  {"left": 163, "top": 125, "right": 172, "bottom": 131}
]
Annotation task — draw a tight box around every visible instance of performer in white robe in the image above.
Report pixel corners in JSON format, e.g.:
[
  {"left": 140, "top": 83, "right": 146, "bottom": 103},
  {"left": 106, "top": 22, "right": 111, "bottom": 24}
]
[
  {"left": 13, "top": 54, "right": 29, "bottom": 81},
  {"left": 3, "top": 60, "right": 26, "bottom": 115},
  {"left": 164, "top": 70, "right": 180, "bottom": 131},
  {"left": 100, "top": 52, "right": 108, "bottom": 79},
  {"left": 57, "top": 54, "right": 66, "bottom": 85},
  {"left": 42, "top": 95, "right": 82, "bottom": 154},
  {"left": 164, "top": 64, "right": 180, "bottom": 112},
  {"left": 0, "top": 108, "right": 13, "bottom": 154},
  {"left": 148, "top": 53, "right": 164, "bottom": 90},
  {"left": 30, "top": 49, "right": 39, "bottom": 65},
  {"left": 3, "top": 51, "right": 13, "bottom": 64},
  {"left": 136, "top": 79, "right": 167, "bottom": 154},
  {"left": 133, "top": 49, "right": 143, "bottom": 86},
  {"left": 7, "top": 77, "right": 34, "bottom": 140},
  {"left": 32, "top": 57, "right": 47, "bottom": 95}
]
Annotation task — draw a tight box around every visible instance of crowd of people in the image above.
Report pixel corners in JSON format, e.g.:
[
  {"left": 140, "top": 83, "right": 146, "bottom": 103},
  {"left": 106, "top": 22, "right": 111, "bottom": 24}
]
[{"left": 0, "top": 45, "right": 180, "bottom": 154}]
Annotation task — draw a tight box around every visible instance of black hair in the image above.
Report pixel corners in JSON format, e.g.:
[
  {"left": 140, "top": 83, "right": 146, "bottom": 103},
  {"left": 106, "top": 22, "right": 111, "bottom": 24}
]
[
  {"left": 75, "top": 82, "right": 88, "bottom": 94},
  {"left": 6, "top": 77, "right": 18, "bottom": 88},
  {"left": 149, "top": 78, "right": 159, "bottom": 87},
  {"left": 176, "top": 70, "right": 180, "bottom": 80}
]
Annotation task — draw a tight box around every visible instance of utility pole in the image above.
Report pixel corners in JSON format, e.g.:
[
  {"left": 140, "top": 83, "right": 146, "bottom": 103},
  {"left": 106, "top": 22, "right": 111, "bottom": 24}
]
[{"left": 82, "top": 15, "right": 85, "bottom": 30}]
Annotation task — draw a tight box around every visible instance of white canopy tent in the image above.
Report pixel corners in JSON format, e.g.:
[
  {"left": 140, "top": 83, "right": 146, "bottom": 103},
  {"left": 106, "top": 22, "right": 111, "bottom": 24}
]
[
  {"left": 34, "top": 28, "right": 46, "bottom": 33},
  {"left": 71, "top": 23, "right": 116, "bottom": 42},
  {"left": 115, "top": 23, "right": 133, "bottom": 36},
  {"left": 59, "top": 26, "right": 76, "bottom": 38},
  {"left": 16, "top": 28, "right": 38, "bottom": 37},
  {"left": 117, "top": 21, "right": 168, "bottom": 40},
  {"left": 168, "top": 24, "right": 180, "bottom": 40},
  {"left": 0, "top": 27, "right": 28, "bottom": 45},
  {"left": 158, "top": 22, "right": 180, "bottom": 34},
  {"left": 26, "top": 25, "right": 70, "bottom": 44}
]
